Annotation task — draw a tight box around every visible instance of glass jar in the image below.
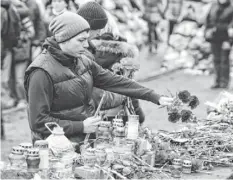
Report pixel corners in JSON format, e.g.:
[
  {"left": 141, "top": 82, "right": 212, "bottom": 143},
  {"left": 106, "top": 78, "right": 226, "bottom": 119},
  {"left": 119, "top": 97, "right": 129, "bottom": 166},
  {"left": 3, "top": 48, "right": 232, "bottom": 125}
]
[
  {"left": 97, "top": 121, "right": 111, "bottom": 139},
  {"left": 125, "top": 139, "right": 136, "bottom": 154},
  {"left": 34, "top": 140, "right": 49, "bottom": 170},
  {"left": 112, "top": 118, "right": 124, "bottom": 128},
  {"left": 170, "top": 165, "right": 182, "bottom": 178},
  {"left": 8, "top": 146, "right": 25, "bottom": 170},
  {"left": 125, "top": 122, "right": 128, "bottom": 136},
  {"left": 83, "top": 148, "right": 96, "bottom": 168},
  {"left": 114, "top": 127, "right": 125, "bottom": 146},
  {"left": 26, "top": 148, "right": 40, "bottom": 172},
  {"left": 146, "top": 150, "right": 155, "bottom": 167},
  {"left": 115, "top": 127, "right": 125, "bottom": 138},
  {"left": 95, "top": 147, "right": 107, "bottom": 166},
  {"left": 127, "top": 115, "right": 139, "bottom": 140},
  {"left": 182, "top": 160, "right": 192, "bottom": 174},
  {"left": 173, "top": 158, "right": 182, "bottom": 168},
  {"left": 171, "top": 158, "right": 182, "bottom": 178},
  {"left": 19, "top": 142, "right": 33, "bottom": 155}
]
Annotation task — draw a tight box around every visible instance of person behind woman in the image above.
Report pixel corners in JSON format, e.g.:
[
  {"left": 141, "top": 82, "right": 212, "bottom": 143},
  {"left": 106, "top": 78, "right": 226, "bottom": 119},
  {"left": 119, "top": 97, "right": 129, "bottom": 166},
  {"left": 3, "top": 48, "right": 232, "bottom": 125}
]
[
  {"left": 205, "top": 0, "right": 233, "bottom": 89},
  {"left": 78, "top": 1, "right": 145, "bottom": 124},
  {"left": 24, "top": 12, "right": 173, "bottom": 144}
]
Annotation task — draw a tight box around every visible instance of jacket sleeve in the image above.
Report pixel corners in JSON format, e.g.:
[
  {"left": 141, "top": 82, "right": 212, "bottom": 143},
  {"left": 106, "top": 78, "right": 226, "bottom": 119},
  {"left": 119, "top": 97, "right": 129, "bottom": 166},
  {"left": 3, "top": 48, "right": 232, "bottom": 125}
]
[
  {"left": 92, "top": 88, "right": 125, "bottom": 110},
  {"left": 27, "top": 69, "right": 84, "bottom": 137},
  {"left": 91, "top": 61, "right": 161, "bottom": 105}
]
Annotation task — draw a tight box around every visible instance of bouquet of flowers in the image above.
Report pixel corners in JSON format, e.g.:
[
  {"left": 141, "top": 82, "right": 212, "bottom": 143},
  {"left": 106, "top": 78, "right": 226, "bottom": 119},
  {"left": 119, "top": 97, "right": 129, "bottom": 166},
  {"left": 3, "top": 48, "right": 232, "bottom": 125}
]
[
  {"left": 206, "top": 91, "right": 233, "bottom": 123},
  {"left": 166, "top": 90, "right": 200, "bottom": 123}
]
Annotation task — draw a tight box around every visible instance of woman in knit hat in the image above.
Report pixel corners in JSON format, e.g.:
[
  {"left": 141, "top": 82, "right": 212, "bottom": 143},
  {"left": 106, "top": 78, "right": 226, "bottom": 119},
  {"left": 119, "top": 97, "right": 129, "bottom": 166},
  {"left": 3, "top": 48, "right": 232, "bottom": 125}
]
[
  {"left": 24, "top": 12, "right": 173, "bottom": 145},
  {"left": 78, "top": 2, "right": 146, "bottom": 125}
]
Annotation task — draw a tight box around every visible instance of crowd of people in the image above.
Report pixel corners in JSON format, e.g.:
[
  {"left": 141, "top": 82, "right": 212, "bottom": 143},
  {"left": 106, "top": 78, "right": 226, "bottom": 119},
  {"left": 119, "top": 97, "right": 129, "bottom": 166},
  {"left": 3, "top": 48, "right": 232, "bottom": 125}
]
[{"left": 1, "top": 0, "right": 233, "bottom": 146}]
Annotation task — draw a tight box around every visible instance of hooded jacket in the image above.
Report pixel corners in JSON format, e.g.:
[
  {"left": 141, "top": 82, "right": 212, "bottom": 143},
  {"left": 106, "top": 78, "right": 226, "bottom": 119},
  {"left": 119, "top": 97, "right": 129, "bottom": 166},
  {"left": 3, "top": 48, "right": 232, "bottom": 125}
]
[
  {"left": 89, "top": 34, "right": 145, "bottom": 123},
  {"left": 24, "top": 37, "right": 160, "bottom": 143}
]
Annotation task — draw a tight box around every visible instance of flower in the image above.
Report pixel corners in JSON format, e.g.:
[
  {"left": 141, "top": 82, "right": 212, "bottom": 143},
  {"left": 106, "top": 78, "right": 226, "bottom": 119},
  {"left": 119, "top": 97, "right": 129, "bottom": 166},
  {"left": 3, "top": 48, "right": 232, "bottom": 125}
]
[
  {"left": 188, "top": 96, "right": 200, "bottom": 109},
  {"left": 181, "top": 110, "right": 192, "bottom": 122},
  {"left": 178, "top": 90, "right": 191, "bottom": 103},
  {"left": 168, "top": 112, "right": 181, "bottom": 123}
]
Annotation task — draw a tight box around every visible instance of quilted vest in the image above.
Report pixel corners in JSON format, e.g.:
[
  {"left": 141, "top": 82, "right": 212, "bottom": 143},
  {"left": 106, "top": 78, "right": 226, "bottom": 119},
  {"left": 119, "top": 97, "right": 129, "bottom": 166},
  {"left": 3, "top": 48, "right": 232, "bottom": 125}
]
[{"left": 24, "top": 49, "right": 96, "bottom": 142}]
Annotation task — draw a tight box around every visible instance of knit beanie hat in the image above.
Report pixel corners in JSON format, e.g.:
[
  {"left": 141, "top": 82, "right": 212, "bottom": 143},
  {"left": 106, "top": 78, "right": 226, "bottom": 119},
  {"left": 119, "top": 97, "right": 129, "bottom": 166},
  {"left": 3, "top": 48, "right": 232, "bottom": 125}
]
[
  {"left": 77, "top": 2, "right": 108, "bottom": 30},
  {"left": 49, "top": 11, "right": 90, "bottom": 43}
]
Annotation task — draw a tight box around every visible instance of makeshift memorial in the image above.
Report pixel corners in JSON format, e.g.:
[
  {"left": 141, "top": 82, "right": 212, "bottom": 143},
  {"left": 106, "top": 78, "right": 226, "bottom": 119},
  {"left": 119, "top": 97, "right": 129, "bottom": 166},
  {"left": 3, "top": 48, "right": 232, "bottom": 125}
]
[{"left": 4, "top": 90, "right": 233, "bottom": 179}]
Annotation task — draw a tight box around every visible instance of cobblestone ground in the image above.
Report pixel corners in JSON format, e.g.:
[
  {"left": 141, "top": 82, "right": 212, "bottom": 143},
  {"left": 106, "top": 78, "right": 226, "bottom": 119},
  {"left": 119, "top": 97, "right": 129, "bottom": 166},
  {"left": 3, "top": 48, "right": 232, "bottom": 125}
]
[{"left": 1, "top": 47, "right": 233, "bottom": 178}]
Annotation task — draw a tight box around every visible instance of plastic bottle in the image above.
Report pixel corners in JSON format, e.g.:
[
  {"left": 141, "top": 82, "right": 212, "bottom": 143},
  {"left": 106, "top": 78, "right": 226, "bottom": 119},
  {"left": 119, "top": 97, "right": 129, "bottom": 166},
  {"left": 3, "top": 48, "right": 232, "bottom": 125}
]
[{"left": 45, "top": 122, "right": 75, "bottom": 179}]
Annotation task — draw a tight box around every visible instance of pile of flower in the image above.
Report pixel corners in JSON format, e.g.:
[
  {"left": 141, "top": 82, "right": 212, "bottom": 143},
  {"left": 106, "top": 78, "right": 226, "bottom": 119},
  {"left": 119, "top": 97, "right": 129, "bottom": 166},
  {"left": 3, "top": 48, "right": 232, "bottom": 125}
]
[
  {"left": 140, "top": 121, "right": 233, "bottom": 172},
  {"left": 206, "top": 91, "right": 233, "bottom": 124},
  {"left": 166, "top": 90, "right": 200, "bottom": 123}
]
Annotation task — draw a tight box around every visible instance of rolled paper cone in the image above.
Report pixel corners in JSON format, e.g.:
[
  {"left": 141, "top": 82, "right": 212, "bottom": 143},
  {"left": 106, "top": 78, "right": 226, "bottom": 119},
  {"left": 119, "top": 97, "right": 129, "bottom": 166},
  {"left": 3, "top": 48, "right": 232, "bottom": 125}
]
[{"left": 84, "top": 92, "right": 106, "bottom": 144}]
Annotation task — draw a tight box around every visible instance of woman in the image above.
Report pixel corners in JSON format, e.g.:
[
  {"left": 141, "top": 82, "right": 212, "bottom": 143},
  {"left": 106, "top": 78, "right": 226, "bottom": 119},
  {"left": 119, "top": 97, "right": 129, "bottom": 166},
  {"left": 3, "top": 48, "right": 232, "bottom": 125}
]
[
  {"left": 205, "top": 0, "right": 233, "bottom": 89},
  {"left": 24, "top": 12, "right": 173, "bottom": 144}
]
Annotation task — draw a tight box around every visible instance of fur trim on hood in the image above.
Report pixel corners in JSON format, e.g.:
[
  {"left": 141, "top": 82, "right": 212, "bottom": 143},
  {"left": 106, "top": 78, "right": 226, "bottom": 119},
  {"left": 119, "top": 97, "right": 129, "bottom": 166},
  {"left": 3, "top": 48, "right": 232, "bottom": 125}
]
[{"left": 89, "top": 39, "right": 139, "bottom": 58}]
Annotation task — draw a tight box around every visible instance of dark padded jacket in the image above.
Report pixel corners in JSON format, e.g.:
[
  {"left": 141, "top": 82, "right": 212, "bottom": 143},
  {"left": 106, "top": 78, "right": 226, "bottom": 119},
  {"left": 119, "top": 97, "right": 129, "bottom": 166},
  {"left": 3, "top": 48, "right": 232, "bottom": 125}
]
[{"left": 89, "top": 35, "right": 145, "bottom": 123}]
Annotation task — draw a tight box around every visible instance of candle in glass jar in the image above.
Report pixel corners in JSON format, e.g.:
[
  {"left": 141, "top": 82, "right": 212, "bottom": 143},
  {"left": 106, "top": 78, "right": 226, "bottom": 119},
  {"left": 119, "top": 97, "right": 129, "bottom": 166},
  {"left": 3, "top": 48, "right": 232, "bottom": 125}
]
[
  {"left": 182, "top": 160, "right": 192, "bottom": 174},
  {"left": 26, "top": 148, "right": 40, "bottom": 172},
  {"left": 19, "top": 142, "right": 33, "bottom": 155},
  {"left": 34, "top": 140, "right": 49, "bottom": 170},
  {"left": 8, "top": 146, "right": 25, "bottom": 170},
  {"left": 127, "top": 115, "right": 139, "bottom": 140}
]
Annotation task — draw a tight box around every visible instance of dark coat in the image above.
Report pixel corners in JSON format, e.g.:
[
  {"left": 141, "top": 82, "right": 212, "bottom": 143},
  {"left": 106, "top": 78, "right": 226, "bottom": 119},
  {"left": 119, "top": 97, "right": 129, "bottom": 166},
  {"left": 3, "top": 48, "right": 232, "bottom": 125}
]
[
  {"left": 89, "top": 36, "right": 145, "bottom": 124},
  {"left": 206, "top": 2, "right": 233, "bottom": 43}
]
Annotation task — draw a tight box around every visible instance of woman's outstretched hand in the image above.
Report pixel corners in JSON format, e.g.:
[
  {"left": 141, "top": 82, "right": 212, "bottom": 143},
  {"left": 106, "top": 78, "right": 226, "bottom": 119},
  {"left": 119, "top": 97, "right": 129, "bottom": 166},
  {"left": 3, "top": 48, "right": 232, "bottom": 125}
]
[{"left": 159, "top": 96, "right": 174, "bottom": 106}]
